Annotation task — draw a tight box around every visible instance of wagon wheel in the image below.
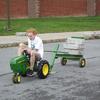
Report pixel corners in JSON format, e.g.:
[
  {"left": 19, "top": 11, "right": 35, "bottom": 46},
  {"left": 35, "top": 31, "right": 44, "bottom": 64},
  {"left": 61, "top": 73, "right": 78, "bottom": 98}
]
[
  {"left": 79, "top": 58, "right": 86, "bottom": 68},
  {"left": 12, "top": 74, "right": 21, "bottom": 84},
  {"left": 37, "top": 60, "right": 50, "bottom": 79},
  {"left": 61, "top": 57, "right": 67, "bottom": 66}
]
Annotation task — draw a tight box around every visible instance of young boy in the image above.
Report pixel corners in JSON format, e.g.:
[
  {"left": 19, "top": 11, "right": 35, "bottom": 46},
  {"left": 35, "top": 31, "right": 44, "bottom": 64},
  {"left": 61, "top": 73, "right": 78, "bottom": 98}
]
[{"left": 18, "top": 28, "right": 44, "bottom": 76}]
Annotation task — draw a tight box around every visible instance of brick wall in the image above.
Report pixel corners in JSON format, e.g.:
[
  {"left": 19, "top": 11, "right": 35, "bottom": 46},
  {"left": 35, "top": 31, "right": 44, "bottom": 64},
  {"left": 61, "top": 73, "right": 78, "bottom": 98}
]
[
  {"left": 10, "top": 0, "right": 28, "bottom": 18},
  {"left": 39, "top": 0, "right": 87, "bottom": 17},
  {"left": 0, "top": 0, "right": 100, "bottom": 18},
  {"left": 28, "top": 0, "right": 39, "bottom": 18},
  {"left": 96, "top": 0, "right": 100, "bottom": 15},
  {"left": 0, "top": 0, "right": 28, "bottom": 18},
  {"left": 87, "top": 0, "right": 96, "bottom": 16},
  {"left": 0, "top": 0, "right": 6, "bottom": 18}
]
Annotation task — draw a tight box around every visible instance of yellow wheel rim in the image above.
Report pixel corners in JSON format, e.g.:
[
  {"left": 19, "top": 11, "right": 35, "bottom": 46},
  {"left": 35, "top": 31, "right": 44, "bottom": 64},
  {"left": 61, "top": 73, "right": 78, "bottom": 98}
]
[
  {"left": 17, "top": 76, "right": 21, "bottom": 83},
  {"left": 42, "top": 64, "right": 49, "bottom": 76}
]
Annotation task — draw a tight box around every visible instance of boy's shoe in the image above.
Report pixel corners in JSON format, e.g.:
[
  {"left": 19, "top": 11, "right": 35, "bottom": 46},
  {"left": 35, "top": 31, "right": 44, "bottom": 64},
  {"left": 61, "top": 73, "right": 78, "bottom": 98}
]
[{"left": 26, "top": 69, "right": 34, "bottom": 77}]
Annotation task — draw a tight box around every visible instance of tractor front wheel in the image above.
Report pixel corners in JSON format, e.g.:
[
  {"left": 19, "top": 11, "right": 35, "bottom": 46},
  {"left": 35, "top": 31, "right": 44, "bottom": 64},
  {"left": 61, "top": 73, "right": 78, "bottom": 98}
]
[{"left": 12, "top": 74, "right": 21, "bottom": 84}]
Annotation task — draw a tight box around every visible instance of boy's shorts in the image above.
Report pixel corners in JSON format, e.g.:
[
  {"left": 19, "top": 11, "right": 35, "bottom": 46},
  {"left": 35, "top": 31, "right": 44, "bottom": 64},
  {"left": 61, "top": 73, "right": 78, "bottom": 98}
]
[
  {"left": 24, "top": 49, "right": 41, "bottom": 61},
  {"left": 35, "top": 53, "right": 41, "bottom": 61},
  {"left": 21, "top": 43, "right": 41, "bottom": 61}
]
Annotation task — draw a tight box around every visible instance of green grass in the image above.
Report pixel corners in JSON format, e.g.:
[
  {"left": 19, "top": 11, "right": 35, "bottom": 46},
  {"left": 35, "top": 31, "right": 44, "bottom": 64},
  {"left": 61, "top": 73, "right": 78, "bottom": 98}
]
[{"left": 0, "top": 16, "right": 100, "bottom": 36}]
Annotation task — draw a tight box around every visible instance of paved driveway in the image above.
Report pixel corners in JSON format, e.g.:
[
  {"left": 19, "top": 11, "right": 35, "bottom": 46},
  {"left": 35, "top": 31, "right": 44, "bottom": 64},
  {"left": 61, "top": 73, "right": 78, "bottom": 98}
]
[{"left": 0, "top": 40, "right": 100, "bottom": 100}]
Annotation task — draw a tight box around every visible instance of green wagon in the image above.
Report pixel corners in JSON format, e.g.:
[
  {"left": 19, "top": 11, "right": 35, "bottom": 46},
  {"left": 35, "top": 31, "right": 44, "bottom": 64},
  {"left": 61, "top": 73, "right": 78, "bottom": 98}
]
[{"left": 45, "top": 36, "right": 86, "bottom": 73}]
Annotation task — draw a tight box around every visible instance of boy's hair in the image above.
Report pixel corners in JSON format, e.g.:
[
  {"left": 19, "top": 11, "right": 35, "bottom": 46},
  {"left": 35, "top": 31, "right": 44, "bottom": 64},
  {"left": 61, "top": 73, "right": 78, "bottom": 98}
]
[{"left": 26, "top": 28, "right": 38, "bottom": 35}]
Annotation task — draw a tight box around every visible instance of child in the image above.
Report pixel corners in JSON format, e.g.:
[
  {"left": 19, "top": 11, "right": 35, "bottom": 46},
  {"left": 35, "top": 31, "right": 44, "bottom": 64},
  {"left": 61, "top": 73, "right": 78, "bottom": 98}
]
[{"left": 18, "top": 28, "right": 44, "bottom": 76}]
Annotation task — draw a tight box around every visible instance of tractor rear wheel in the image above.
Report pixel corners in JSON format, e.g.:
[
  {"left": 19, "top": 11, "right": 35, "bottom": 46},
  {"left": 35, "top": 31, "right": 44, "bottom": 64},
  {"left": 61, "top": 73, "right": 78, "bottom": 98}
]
[{"left": 37, "top": 60, "right": 50, "bottom": 79}]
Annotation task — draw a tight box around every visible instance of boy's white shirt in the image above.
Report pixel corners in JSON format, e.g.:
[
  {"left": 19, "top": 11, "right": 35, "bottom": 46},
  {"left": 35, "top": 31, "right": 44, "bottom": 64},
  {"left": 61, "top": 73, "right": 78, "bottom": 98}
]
[{"left": 28, "top": 36, "right": 44, "bottom": 58}]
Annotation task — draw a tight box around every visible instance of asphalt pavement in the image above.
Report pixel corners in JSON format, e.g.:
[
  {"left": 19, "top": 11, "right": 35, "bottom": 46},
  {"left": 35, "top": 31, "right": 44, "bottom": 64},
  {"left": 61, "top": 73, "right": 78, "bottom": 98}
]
[
  {"left": 0, "top": 31, "right": 100, "bottom": 100},
  {"left": 0, "top": 40, "right": 100, "bottom": 100}
]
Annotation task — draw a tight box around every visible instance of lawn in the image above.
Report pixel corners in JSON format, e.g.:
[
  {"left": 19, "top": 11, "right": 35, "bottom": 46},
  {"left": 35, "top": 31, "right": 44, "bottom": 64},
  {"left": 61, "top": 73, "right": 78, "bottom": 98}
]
[{"left": 0, "top": 16, "right": 100, "bottom": 36}]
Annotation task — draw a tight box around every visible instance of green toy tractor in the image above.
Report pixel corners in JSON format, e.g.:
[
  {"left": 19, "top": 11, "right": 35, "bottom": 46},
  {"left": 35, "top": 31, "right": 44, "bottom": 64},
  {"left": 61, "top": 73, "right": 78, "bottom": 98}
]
[{"left": 10, "top": 50, "right": 50, "bottom": 84}]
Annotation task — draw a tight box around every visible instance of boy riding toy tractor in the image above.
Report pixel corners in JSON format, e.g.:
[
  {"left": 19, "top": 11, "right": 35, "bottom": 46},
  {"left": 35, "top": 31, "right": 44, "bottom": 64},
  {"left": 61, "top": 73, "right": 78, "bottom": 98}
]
[
  {"left": 10, "top": 28, "right": 50, "bottom": 83},
  {"left": 10, "top": 50, "right": 50, "bottom": 83}
]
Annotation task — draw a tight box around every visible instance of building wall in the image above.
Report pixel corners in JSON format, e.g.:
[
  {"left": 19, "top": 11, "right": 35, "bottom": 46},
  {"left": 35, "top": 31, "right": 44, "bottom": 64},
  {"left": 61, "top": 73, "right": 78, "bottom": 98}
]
[
  {"left": 28, "top": 0, "right": 39, "bottom": 18},
  {"left": 0, "top": 0, "right": 100, "bottom": 18},
  {"left": 96, "top": 0, "right": 100, "bottom": 15},
  {"left": 0, "top": 0, "right": 6, "bottom": 18},
  {"left": 0, "top": 0, "right": 28, "bottom": 18},
  {"left": 10, "top": 0, "right": 28, "bottom": 18},
  {"left": 39, "top": 0, "right": 87, "bottom": 17}
]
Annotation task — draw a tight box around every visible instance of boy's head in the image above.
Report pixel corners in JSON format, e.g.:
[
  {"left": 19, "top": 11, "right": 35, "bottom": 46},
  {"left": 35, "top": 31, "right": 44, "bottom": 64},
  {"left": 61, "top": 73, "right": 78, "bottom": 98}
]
[{"left": 26, "top": 28, "right": 38, "bottom": 40}]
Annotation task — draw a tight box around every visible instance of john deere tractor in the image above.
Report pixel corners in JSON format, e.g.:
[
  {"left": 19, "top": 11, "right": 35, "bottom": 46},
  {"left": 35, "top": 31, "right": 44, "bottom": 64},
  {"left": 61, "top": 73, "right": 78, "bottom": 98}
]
[{"left": 10, "top": 50, "right": 50, "bottom": 83}]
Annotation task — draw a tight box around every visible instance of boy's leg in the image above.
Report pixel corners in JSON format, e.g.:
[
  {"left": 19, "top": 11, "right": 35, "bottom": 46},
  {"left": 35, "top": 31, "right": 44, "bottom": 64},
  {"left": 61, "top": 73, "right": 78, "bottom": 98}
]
[
  {"left": 29, "top": 50, "right": 41, "bottom": 70},
  {"left": 26, "top": 50, "right": 37, "bottom": 76},
  {"left": 30, "top": 50, "right": 35, "bottom": 70},
  {"left": 18, "top": 43, "right": 27, "bottom": 56}
]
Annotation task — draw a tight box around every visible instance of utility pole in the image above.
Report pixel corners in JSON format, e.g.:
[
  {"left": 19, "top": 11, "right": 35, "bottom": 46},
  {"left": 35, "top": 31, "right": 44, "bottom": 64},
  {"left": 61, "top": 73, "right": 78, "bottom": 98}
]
[{"left": 6, "top": 0, "right": 11, "bottom": 31}]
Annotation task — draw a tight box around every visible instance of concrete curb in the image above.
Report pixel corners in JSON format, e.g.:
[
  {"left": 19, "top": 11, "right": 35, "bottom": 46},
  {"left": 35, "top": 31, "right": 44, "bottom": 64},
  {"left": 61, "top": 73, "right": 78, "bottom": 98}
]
[{"left": 0, "top": 38, "right": 66, "bottom": 48}]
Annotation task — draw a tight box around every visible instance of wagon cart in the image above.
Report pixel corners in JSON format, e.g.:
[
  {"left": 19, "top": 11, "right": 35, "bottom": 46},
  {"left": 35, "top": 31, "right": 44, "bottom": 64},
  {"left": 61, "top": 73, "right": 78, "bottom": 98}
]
[{"left": 46, "top": 37, "right": 86, "bottom": 69}]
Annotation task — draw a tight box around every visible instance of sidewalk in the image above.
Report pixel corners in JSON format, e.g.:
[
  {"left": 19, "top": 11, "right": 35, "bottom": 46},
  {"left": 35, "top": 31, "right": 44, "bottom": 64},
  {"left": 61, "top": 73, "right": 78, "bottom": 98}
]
[{"left": 0, "top": 31, "right": 100, "bottom": 48}]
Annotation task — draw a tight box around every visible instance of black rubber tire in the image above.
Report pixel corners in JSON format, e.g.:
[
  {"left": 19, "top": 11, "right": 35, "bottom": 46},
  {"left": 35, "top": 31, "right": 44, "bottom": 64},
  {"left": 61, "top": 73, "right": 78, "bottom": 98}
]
[
  {"left": 37, "top": 60, "right": 50, "bottom": 79},
  {"left": 79, "top": 58, "right": 86, "bottom": 68},
  {"left": 61, "top": 57, "right": 67, "bottom": 66}
]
